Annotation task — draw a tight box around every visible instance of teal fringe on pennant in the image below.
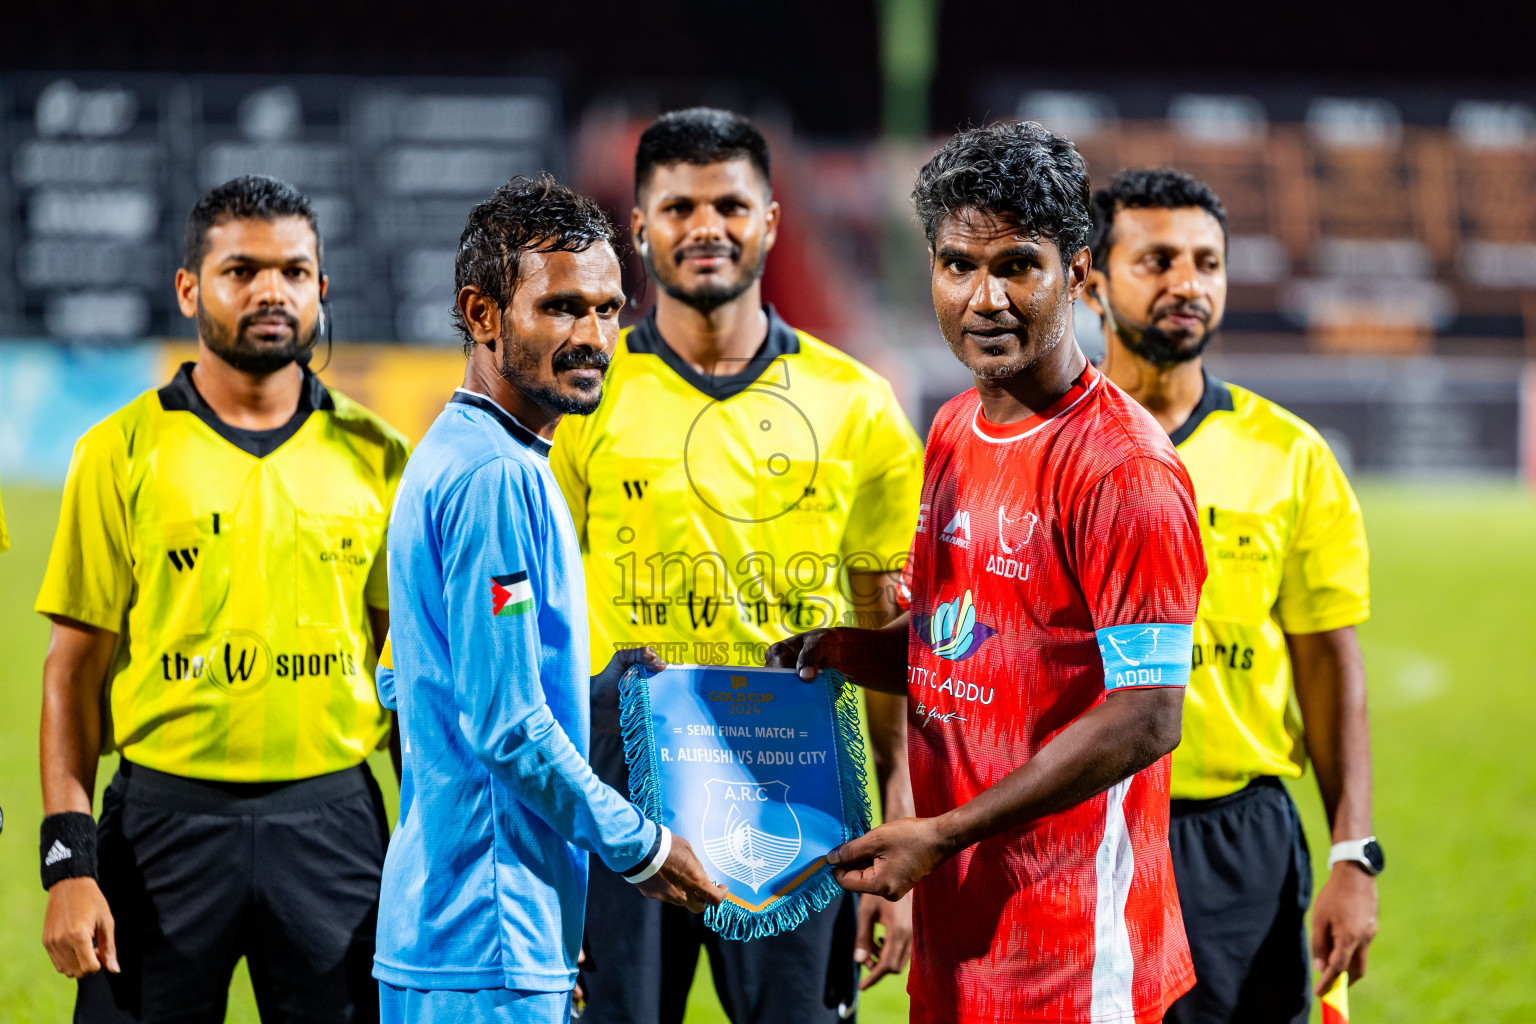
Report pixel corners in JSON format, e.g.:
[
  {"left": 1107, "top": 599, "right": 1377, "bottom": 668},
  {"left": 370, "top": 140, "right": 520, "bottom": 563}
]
[
  {"left": 618, "top": 663, "right": 663, "bottom": 822},
  {"left": 618, "top": 666, "right": 874, "bottom": 942},
  {"left": 825, "top": 669, "right": 875, "bottom": 842},
  {"left": 704, "top": 863, "right": 847, "bottom": 940}
]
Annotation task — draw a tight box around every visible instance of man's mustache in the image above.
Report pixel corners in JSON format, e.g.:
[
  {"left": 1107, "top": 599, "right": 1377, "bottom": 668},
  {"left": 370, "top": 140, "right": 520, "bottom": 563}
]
[
  {"left": 1152, "top": 300, "right": 1212, "bottom": 324},
  {"left": 552, "top": 348, "right": 611, "bottom": 372},
  {"left": 675, "top": 242, "right": 739, "bottom": 265},
  {"left": 239, "top": 309, "right": 301, "bottom": 338},
  {"left": 960, "top": 316, "right": 1027, "bottom": 338}
]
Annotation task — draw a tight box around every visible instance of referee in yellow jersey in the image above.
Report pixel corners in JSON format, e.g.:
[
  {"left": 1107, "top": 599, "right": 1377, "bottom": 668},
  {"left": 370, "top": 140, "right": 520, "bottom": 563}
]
[
  {"left": 552, "top": 109, "right": 923, "bottom": 1022},
  {"left": 37, "top": 176, "right": 408, "bottom": 1023},
  {"left": 1086, "top": 169, "right": 1380, "bottom": 1024}
]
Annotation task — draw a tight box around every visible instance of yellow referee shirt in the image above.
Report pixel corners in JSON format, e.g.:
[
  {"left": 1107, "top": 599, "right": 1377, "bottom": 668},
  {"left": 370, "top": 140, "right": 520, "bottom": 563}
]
[
  {"left": 1171, "top": 373, "right": 1370, "bottom": 799},
  {"left": 0, "top": 474, "right": 9, "bottom": 552},
  {"left": 552, "top": 307, "right": 923, "bottom": 669},
  {"left": 36, "top": 362, "right": 409, "bottom": 782}
]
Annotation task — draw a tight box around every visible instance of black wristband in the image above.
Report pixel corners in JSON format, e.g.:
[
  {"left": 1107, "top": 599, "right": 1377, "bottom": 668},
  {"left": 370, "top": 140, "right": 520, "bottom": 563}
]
[
  {"left": 619, "top": 823, "right": 667, "bottom": 880},
  {"left": 40, "top": 812, "right": 98, "bottom": 891}
]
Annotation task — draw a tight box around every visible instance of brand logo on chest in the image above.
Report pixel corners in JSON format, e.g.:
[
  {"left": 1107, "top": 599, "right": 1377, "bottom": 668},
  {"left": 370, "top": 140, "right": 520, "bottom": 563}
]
[{"left": 940, "top": 510, "right": 971, "bottom": 548}]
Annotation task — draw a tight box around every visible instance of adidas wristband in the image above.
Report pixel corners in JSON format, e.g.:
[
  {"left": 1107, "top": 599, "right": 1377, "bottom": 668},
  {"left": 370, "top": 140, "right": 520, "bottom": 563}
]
[
  {"left": 40, "top": 812, "right": 98, "bottom": 891},
  {"left": 621, "top": 825, "right": 671, "bottom": 885}
]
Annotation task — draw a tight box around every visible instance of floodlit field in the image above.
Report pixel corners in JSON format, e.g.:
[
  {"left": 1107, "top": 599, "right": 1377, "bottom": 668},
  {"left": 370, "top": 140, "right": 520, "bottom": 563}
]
[{"left": 1, "top": 481, "right": 1533, "bottom": 1023}]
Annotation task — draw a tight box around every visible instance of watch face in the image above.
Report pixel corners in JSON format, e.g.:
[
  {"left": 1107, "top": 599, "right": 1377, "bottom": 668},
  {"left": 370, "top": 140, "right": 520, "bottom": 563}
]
[{"left": 1364, "top": 839, "right": 1385, "bottom": 874}]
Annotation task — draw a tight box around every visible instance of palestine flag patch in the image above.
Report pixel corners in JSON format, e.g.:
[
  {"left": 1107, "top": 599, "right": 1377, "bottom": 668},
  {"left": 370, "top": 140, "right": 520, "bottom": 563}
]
[{"left": 491, "top": 572, "right": 533, "bottom": 617}]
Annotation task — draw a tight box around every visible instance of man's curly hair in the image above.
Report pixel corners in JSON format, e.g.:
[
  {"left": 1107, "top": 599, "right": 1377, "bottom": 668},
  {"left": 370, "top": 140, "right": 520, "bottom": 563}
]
[
  {"left": 911, "top": 121, "right": 1092, "bottom": 270},
  {"left": 452, "top": 174, "right": 620, "bottom": 355},
  {"left": 1088, "top": 167, "right": 1228, "bottom": 269}
]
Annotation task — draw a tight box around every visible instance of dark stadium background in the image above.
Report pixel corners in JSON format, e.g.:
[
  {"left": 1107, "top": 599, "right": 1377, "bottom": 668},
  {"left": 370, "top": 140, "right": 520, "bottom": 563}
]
[{"left": 1, "top": 3, "right": 1534, "bottom": 1020}]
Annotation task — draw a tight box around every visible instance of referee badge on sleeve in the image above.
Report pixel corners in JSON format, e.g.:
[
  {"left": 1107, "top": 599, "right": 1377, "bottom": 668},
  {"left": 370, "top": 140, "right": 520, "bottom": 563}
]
[{"left": 490, "top": 572, "right": 533, "bottom": 617}]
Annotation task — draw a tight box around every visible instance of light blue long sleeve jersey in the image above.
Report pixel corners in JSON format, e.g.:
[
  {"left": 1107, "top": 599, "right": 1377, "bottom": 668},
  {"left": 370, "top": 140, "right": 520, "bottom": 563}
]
[{"left": 373, "top": 389, "right": 660, "bottom": 992}]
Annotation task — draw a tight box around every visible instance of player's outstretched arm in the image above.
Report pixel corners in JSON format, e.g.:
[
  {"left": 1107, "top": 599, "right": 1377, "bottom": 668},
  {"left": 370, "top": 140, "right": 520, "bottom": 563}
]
[
  {"left": 828, "top": 686, "right": 1184, "bottom": 900},
  {"left": 587, "top": 647, "right": 726, "bottom": 910},
  {"left": 39, "top": 616, "right": 121, "bottom": 979},
  {"left": 586, "top": 648, "right": 725, "bottom": 909},
  {"left": 1291, "top": 625, "right": 1377, "bottom": 994},
  {"left": 763, "top": 611, "right": 911, "bottom": 694}
]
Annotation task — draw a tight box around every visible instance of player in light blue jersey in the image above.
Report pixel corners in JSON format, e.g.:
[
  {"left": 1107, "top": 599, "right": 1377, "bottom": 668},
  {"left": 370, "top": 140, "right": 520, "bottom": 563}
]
[{"left": 374, "top": 176, "right": 724, "bottom": 1024}]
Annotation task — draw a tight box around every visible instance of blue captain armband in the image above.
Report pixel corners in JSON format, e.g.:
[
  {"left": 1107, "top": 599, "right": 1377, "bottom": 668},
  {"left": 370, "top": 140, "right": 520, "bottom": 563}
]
[{"left": 1096, "top": 623, "right": 1193, "bottom": 691}]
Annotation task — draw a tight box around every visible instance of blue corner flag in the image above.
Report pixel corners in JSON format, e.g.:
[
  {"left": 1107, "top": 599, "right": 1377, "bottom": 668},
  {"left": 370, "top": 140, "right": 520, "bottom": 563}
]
[{"left": 619, "top": 664, "right": 872, "bottom": 940}]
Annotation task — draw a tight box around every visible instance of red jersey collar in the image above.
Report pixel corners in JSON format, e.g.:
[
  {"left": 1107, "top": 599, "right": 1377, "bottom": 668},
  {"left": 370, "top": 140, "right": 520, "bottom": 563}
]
[{"left": 970, "top": 362, "right": 1101, "bottom": 444}]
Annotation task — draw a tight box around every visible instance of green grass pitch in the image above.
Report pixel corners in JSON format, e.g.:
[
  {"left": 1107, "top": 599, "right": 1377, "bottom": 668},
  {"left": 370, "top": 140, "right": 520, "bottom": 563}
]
[{"left": 2, "top": 480, "right": 1534, "bottom": 1022}]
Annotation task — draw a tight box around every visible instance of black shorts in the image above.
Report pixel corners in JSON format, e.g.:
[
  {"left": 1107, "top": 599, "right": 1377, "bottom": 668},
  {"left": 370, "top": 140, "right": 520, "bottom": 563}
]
[
  {"left": 577, "top": 731, "right": 860, "bottom": 1024},
  {"left": 77, "top": 761, "right": 389, "bottom": 1024},
  {"left": 1164, "top": 776, "right": 1313, "bottom": 1024}
]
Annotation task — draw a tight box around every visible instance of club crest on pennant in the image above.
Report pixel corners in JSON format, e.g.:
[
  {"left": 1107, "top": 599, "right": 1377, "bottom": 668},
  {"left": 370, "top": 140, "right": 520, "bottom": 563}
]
[{"left": 700, "top": 779, "right": 802, "bottom": 894}]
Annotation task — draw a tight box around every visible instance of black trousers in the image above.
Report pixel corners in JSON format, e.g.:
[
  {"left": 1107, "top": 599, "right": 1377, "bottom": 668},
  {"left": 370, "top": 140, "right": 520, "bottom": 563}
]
[
  {"left": 1164, "top": 777, "right": 1313, "bottom": 1024},
  {"left": 77, "top": 762, "right": 389, "bottom": 1024},
  {"left": 578, "top": 731, "right": 860, "bottom": 1024}
]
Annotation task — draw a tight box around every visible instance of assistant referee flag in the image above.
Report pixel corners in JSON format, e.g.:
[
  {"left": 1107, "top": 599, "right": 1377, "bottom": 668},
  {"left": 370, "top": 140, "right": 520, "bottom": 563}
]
[{"left": 36, "top": 362, "right": 409, "bottom": 782}]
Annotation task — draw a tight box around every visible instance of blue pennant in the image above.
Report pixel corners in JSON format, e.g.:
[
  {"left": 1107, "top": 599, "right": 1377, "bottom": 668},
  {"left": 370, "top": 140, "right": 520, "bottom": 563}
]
[{"left": 618, "top": 664, "right": 872, "bottom": 940}]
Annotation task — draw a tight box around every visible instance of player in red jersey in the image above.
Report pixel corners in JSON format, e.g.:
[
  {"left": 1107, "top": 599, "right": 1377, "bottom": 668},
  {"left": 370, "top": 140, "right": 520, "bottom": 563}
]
[{"left": 768, "top": 121, "right": 1207, "bottom": 1024}]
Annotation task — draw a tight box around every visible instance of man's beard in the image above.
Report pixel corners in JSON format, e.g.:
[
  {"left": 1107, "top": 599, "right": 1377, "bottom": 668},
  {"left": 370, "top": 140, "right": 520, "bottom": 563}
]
[
  {"left": 646, "top": 240, "right": 766, "bottom": 313},
  {"left": 198, "top": 300, "right": 316, "bottom": 374},
  {"left": 944, "top": 287, "right": 1070, "bottom": 380},
  {"left": 500, "top": 332, "right": 609, "bottom": 416},
  {"left": 946, "top": 323, "right": 1064, "bottom": 381},
  {"left": 1106, "top": 299, "right": 1217, "bottom": 367}
]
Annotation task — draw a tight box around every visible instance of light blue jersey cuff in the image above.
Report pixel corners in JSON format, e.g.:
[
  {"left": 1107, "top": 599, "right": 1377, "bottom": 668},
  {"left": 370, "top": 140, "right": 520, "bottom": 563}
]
[
  {"left": 375, "top": 664, "right": 398, "bottom": 710},
  {"left": 1097, "top": 623, "right": 1193, "bottom": 691}
]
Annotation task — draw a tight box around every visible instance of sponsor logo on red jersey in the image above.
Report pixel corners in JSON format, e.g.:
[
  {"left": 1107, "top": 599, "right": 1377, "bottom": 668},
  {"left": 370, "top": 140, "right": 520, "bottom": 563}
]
[
  {"left": 912, "top": 589, "right": 996, "bottom": 661},
  {"left": 940, "top": 509, "right": 971, "bottom": 548}
]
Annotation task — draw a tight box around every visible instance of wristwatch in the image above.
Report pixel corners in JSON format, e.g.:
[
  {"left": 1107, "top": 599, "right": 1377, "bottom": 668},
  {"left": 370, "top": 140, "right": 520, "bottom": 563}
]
[{"left": 1327, "top": 836, "right": 1385, "bottom": 876}]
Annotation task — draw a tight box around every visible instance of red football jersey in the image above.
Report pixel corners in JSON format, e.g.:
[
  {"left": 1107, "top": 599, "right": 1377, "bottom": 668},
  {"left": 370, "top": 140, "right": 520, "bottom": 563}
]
[{"left": 904, "top": 362, "right": 1206, "bottom": 1024}]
